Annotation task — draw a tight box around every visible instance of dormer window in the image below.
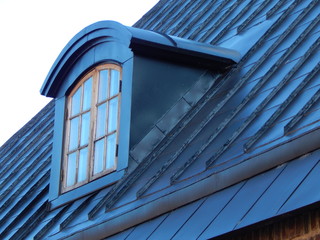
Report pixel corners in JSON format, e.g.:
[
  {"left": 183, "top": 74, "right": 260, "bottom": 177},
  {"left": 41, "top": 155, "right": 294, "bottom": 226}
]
[
  {"left": 42, "top": 21, "right": 238, "bottom": 209},
  {"left": 63, "top": 64, "right": 121, "bottom": 192}
]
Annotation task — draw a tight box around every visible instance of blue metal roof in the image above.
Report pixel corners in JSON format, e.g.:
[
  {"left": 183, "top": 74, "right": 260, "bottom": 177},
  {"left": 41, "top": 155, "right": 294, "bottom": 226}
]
[
  {"left": 108, "top": 149, "right": 320, "bottom": 239},
  {"left": 0, "top": 0, "right": 319, "bottom": 239}
]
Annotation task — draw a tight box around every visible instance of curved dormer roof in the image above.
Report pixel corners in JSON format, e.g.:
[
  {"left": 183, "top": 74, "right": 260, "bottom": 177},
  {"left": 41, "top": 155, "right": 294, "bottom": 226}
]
[{"left": 40, "top": 20, "right": 240, "bottom": 98}]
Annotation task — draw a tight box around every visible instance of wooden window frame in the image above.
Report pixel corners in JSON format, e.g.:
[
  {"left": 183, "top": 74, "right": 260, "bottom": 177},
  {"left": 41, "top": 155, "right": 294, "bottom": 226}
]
[{"left": 62, "top": 63, "right": 122, "bottom": 193}]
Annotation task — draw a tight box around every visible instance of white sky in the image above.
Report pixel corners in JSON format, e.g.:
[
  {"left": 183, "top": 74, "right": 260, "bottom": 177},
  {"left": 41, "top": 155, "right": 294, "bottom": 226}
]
[{"left": 0, "top": 0, "right": 159, "bottom": 146}]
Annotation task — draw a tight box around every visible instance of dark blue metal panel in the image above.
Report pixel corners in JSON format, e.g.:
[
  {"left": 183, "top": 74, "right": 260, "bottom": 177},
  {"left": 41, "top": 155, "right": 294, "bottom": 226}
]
[
  {"left": 171, "top": 182, "right": 244, "bottom": 240},
  {"left": 278, "top": 151, "right": 320, "bottom": 215},
  {"left": 124, "top": 214, "right": 168, "bottom": 240},
  {"left": 106, "top": 228, "right": 133, "bottom": 240},
  {"left": 235, "top": 150, "right": 320, "bottom": 229},
  {"left": 148, "top": 197, "right": 206, "bottom": 240},
  {"left": 198, "top": 163, "right": 285, "bottom": 239}
]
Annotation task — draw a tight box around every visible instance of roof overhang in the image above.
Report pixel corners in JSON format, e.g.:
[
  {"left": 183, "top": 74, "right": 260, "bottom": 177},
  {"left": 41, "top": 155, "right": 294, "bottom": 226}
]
[{"left": 40, "top": 20, "right": 240, "bottom": 98}]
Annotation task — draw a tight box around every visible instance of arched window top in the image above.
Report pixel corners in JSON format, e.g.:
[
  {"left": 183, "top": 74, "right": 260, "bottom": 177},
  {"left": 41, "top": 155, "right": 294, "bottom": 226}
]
[{"left": 63, "top": 64, "right": 122, "bottom": 192}]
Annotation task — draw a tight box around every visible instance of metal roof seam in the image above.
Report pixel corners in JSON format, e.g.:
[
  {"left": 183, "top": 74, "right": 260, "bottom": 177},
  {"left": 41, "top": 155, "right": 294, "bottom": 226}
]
[
  {"left": 0, "top": 106, "right": 54, "bottom": 166},
  {"left": 0, "top": 129, "right": 53, "bottom": 184},
  {"left": 100, "top": 72, "right": 231, "bottom": 210},
  {"left": 34, "top": 204, "right": 72, "bottom": 240},
  {"left": 160, "top": 0, "right": 200, "bottom": 33},
  {"left": 59, "top": 192, "right": 98, "bottom": 230},
  {"left": 244, "top": 38, "right": 320, "bottom": 151},
  {"left": 0, "top": 147, "right": 52, "bottom": 204},
  {"left": 95, "top": 0, "right": 304, "bottom": 219},
  {"left": 133, "top": 0, "right": 167, "bottom": 29},
  {"left": 199, "top": 0, "right": 241, "bottom": 43},
  {"left": 0, "top": 100, "right": 54, "bottom": 157},
  {"left": 210, "top": 0, "right": 258, "bottom": 45},
  {"left": 0, "top": 139, "right": 52, "bottom": 188},
  {"left": 136, "top": 73, "right": 232, "bottom": 197},
  {"left": 275, "top": 157, "right": 320, "bottom": 215},
  {"left": 284, "top": 85, "right": 320, "bottom": 135},
  {"left": 207, "top": 61, "right": 319, "bottom": 166},
  {"left": 231, "top": 162, "right": 288, "bottom": 231},
  {"left": 0, "top": 184, "right": 49, "bottom": 239},
  {"left": 8, "top": 200, "right": 48, "bottom": 240},
  {"left": 169, "top": 0, "right": 209, "bottom": 36},
  {"left": 266, "top": 0, "right": 289, "bottom": 19},
  {"left": 188, "top": 0, "right": 230, "bottom": 41},
  {"left": 152, "top": 1, "right": 186, "bottom": 32},
  {"left": 195, "top": 181, "right": 248, "bottom": 239},
  {"left": 237, "top": 0, "right": 272, "bottom": 34},
  {"left": 169, "top": 194, "right": 211, "bottom": 240},
  {"left": 191, "top": 0, "right": 313, "bottom": 167},
  {"left": 140, "top": 0, "right": 174, "bottom": 30},
  {"left": 170, "top": 3, "right": 304, "bottom": 179}
]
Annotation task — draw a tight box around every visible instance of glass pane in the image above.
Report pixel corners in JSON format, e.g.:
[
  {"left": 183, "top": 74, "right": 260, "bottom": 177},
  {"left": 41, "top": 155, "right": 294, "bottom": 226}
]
[
  {"left": 108, "top": 97, "right": 118, "bottom": 133},
  {"left": 98, "top": 69, "right": 109, "bottom": 102},
  {"left": 80, "top": 112, "right": 90, "bottom": 146},
  {"left": 82, "top": 77, "right": 92, "bottom": 111},
  {"left": 96, "top": 103, "right": 107, "bottom": 138},
  {"left": 106, "top": 134, "right": 116, "bottom": 169},
  {"left": 110, "top": 69, "right": 120, "bottom": 97},
  {"left": 93, "top": 139, "right": 105, "bottom": 174},
  {"left": 78, "top": 148, "right": 88, "bottom": 182},
  {"left": 71, "top": 87, "right": 81, "bottom": 116},
  {"left": 69, "top": 117, "right": 79, "bottom": 151},
  {"left": 66, "top": 152, "right": 77, "bottom": 187}
]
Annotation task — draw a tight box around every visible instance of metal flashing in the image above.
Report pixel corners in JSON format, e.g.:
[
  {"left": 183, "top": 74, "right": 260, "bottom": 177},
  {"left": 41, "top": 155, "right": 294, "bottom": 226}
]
[{"left": 41, "top": 21, "right": 239, "bottom": 98}]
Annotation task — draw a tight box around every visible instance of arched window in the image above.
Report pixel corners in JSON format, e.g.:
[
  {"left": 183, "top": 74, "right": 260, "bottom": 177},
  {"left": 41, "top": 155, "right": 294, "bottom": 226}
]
[{"left": 63, "top": 64, "right": 121, "bottom": 192}]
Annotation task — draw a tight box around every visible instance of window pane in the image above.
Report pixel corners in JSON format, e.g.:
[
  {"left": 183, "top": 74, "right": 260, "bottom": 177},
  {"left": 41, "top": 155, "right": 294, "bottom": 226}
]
[
  {"left": 71, "top": 87, "right": 81, "bottom": 116},
  {"left": 83, "top": 77, "right": 92, "bottom": 111},
  {"left": 106, "top": 134, "right": 116, "bottom": 169},
  {"left": 110, "top": 69, "right": 120, "bottom": 97},
  {"left": 98, "top": 69, "right": 109, "bottom": 102},
  {"left": 78, "top": 148, "right": 88, "bottom": 182},
  {"left": 93, "top": 139, "right": 104, "bottom": 174},
  {"left": 108, "top": 97, "right": 118, "bottom": 133},
  {"left": 66, "top": 152, "right": 77, "bottom": 187},
  {"left": 96, "top": 103, "right": 107, "bottom": 138},
  {"left": 80, "top": 112, "right": 90, "bottom": 146},
  {"left": 69, "top": 117, "right": 79, "bottom": 151}
]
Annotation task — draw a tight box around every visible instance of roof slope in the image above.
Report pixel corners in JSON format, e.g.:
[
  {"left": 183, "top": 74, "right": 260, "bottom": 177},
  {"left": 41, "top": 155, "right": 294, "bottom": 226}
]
[
  {"left": 107, "top": 149, "right": 320, "bottom": 239},
  {"left": 0, "top": 0, "right": 319, "bottom": 239}
]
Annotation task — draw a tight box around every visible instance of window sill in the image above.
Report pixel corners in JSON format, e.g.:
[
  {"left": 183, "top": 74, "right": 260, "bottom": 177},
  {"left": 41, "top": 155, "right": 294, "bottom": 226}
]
[{"left": 49, "top": 169, "right": 125, "bottom": 210}]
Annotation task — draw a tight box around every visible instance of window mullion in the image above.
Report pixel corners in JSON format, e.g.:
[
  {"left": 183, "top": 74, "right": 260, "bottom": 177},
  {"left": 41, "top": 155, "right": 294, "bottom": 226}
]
[{"left": 89, "top": 69, "right": 99, "bottom": 181}]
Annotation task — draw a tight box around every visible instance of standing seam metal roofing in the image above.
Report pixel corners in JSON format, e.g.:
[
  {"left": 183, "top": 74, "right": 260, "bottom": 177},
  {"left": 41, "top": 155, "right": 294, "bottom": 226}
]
[{"left": 0, "top": 0, "right": 319, "bottom": 239}]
